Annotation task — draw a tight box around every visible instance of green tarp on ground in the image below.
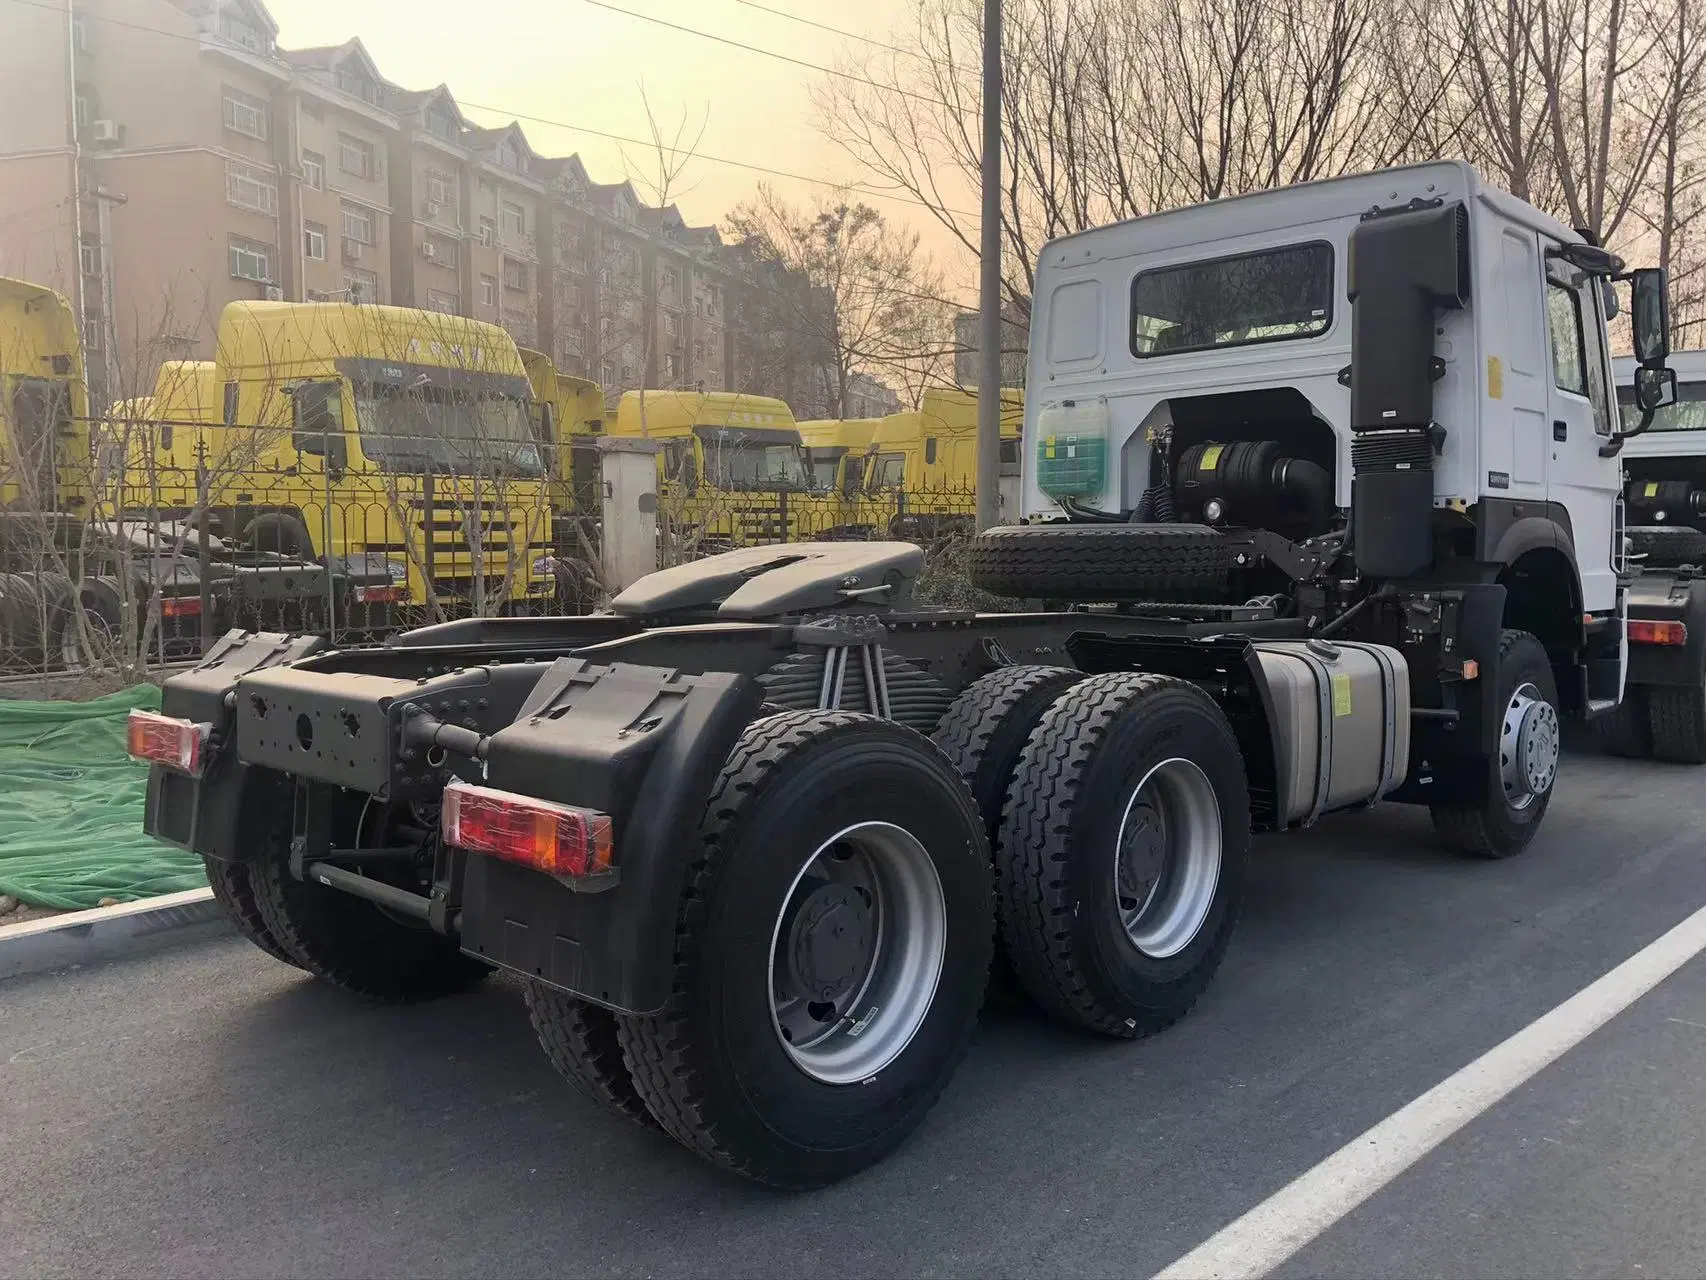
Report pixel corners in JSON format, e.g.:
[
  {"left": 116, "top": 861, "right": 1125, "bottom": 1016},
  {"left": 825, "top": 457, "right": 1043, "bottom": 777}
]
[{"left": 0, "top": 686, "right": 207, "bottom": 910}]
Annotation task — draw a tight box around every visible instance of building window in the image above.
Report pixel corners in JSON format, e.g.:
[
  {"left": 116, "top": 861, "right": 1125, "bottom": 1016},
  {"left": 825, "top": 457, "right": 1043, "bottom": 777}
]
[
  {"left": 301, "top": 150, "right": 324, "bottom": 190},
  {"left": 692, "top": 296, "right": 703, "bottom": 316},
  {"left": 335, "top": 67, "right": 381, "bottom": 107},
  {"left": 82, "top": 320, "right": 102, "bottom": 353},
  {"left": 662, "top": 266, "right": 680, "bottom": 295},
  {"left": 694, "top": 339, "right": 705, "bottom": 362},
  {"left": 502, "top": 260, "right": 529, "bottom": 292},
  {"left": 337, "top": 133, "right": 373, "bottom": 179},
  {"left": 479, "top": 216, "right": 496, "bottom": 247},
  {"left": 222, "top": 86, "right": 269, "bottom": 140},
  {"left": 426, "top": 102, "right": 459, "bottom": 142},
  {"left": 601, "top": 361, "right": 615, "bottom": 385},
  {"left": 342, "top": 267, "right": 379, "bottom": 302},
  {"left": 71, "top": 15, "right": 88, "bottom": 52},
  {"left": 229, "top": 236, "right": 273, "bottom": 282},
  {"left": 421, "top": 236, "right": 458, "bottom": 268},
  {"left": 480, "top": 275, "right": 497, "bottom": 307},
  {"left": 497, "top": 137, "right": 526, "bottom": 174},
  {"left": 340, "top": 203, "right": 374, "bottom": 245},
  {"left": 225, "top": 159, "right": 277, "bottom": 214},
  {"left": 304, "top": 222, "right": 327, "bottom": 261},
  {"left": 562, "top": 330, "right": 583, "bottom": 356},
  {"left": 426, "top": 169, "right": 453, "bottom": 210},
  {"left": 664, "top": 313, "right": 679, "bottom": 339},
  {"left": 501, "top": 201, "right": 525, "bottom": 237},
  {"left": 80, "top": 242, "right": 100, "bottom": 277},
  {"left": 73, "top": 94, "right": 90, "bottom": 129},
  {"left": 567, "top": 284, "right": 583, "bottom": 311},
  {"left": 426, "top": 289, "right": 460, "bottom": 314},
  {"left": 663, "top": 352, "right": 679, "bottom": 380},
  {"left": 217, "top": 10, "right": 271, "bottom": 54}
]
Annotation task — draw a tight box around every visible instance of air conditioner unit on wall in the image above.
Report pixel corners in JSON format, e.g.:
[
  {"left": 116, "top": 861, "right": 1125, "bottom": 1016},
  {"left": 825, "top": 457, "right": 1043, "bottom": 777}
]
[
  {"left": 90, "top": 119, "right": 121, "bottom": 146},
  {"left": 421, "top": 241, "right": 437, "bottom": 262},
  {"left": 264, "top": 284, "right": 284, "bottom": 301}
]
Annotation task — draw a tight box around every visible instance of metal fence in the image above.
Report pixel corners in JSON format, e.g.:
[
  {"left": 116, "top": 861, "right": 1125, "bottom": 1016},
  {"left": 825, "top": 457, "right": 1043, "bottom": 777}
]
[{"left": 0, "top": 420, "right": 987, "bottom": 678}]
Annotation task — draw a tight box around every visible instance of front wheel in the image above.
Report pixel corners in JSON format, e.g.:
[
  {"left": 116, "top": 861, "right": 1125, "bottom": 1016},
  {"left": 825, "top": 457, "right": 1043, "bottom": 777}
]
[
  {"left": 617, "top": 712, "right": 993, "bottom": 1189},
  {"left": 1431, "top": 629, "right": 1560, "bottom": 858}
]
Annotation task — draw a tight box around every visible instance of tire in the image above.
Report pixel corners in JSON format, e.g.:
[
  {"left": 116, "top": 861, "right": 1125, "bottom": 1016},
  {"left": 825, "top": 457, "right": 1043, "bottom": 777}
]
[
  {"left": 1430, "top": 629, "right": 1561, "bottom": 858},
  {"left": 1648, "top": 683, "right": 1706, "bottom": 763},
  {"left": 996, "top": 672, "right": 1250, "bottom": 1038},
  {"left": 249, "top": 798, "right": 492, "bottom": 1002},
  {"left": 932, "top": 665, "right": 1086, "bottom": 1003},
  {"left": 56, "top": 577, "right": 123, "bottom": 673},
  {"left": 617, "top": 711, "right": 994, "bottom": 1189},
  {"left": 203, "top": 855, "right": 299, "bottom": 968},
  {"left": 1629, "top": 525, "right": 1706, "bottom": 568},
  {"left": 1593, "top": 687, "right": 1651, "bottom": 759},
  {"left": 966, "top": 524, "right": 1232, "bottom": 600},
  {"left": 525, "top": 986, "right": 656, "bottom": 1128}
]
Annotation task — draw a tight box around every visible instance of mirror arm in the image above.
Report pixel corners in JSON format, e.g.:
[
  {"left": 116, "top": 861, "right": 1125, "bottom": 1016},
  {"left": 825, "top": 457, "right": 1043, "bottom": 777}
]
[{"left": 1602, "top": 405, "right": 1659, "bottom": 457}]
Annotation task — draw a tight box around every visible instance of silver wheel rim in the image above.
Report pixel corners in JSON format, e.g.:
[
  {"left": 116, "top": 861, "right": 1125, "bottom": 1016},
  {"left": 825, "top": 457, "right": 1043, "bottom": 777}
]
[
  {"left": 767, "top": 821, "right": 946, "bottom": 1085},
  {"left": 1500, "top": 681, "right": 1560, "bottom": 811},
  {"left": 60, "top": 608, "right": 112, "bottom": 673},
  {"left": 1113, "top": 758, "right": 1222, "bottom": 959}
]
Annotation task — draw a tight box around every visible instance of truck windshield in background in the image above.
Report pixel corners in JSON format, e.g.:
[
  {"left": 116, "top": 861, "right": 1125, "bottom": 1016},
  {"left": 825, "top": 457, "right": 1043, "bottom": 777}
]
[
  {"left": 694, "top": 425, "right": 813, "bottom": 491},
  {"left": 345, "top": 362, "right": 543, "bottom": 477},
  {"left": 1618, "top": 380, "right": 1706, "bottom": 432},
  {"left": 1130, "top": 242, "right": 1334, "bottom": 356}
]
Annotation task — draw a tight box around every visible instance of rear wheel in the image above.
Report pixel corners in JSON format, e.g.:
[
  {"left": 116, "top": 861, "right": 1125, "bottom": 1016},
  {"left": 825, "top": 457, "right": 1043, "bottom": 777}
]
[
  {"left": 203, "top": 855, "right": 298, "bottom": 968},
  {"left": 525, "top": 988, "right": 656, "bottom": 1128},
  {"left": 1648, "top": 682, "right": 1706, "bottom": 763},
  {"left": 996, "top": 673, "right": 1250, "bottom": 1038},
  {"left": 250, "top": 797, "right": 491, "bottom": 1001},
  {"left": 617, "top": 712, "right": 993, "bottom": 1189},
  {"left": 1592, "top": 688, "right": 1651, "bottom": 759},
  {"left": 1430, "top": 629, "right": 1560, "bottom": 858}
]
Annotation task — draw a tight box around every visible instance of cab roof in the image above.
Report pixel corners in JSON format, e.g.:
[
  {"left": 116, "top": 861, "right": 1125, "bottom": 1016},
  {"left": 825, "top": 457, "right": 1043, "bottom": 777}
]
[
  {"left": 215, "top": 302, "right": 527, "bottom": 379},
  {"left": 611, "top": 389, "right": 796, "bottom": 437}
]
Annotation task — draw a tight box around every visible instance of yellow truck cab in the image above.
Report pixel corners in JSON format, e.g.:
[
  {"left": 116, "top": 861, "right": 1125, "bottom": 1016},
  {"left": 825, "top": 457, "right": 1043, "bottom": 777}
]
[
  {"left": 865, "top": 388, "right": 1025, "bottom": 537},
  {"left": 0, "top": 276, "right": 91, "bottom": 513},
  {"left": 166, "top": 301, "right": 553, "bottom": 616},
  {"left": 799, "top": 417, "right": 881, "bottom": 495},
  {"left": 518, "top": 348, "right": 604, "bottom": 533},
  {"left": 610, "top": 390, "right": 820, "bottom": 548},
  {"left": 114, "top": 360, "right": 221, "bottom": 508}
]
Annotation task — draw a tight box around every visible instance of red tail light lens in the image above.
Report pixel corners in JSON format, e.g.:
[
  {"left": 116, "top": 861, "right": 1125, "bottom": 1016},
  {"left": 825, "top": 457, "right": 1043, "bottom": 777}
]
[
  {"left": 354, "top": 584, "right": 410, "bottom": 604},
  {"left": 1630, "top": 619, "right": 1688, "bottom": 645},
  {"left": 127, "top": 710, "right": 211, "bottom": 775},
  {"left": 160, "top": 596, "right": 202, "bottom": 618},
  {"left": 442, "top": 780, "right": 614, "bottom": 880}
]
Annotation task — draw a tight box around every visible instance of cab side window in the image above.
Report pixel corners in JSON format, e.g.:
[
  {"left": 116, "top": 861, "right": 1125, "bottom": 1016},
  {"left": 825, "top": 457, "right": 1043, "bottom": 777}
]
[{"left": 1546, "top": 281, "right": 1587, "bottom": 397}]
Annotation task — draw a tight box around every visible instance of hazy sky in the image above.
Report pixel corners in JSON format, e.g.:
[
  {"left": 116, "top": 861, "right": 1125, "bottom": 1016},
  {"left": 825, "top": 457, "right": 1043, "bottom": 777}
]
[{"left": 266, "top": 0, "right": 965, "bottom": 273}]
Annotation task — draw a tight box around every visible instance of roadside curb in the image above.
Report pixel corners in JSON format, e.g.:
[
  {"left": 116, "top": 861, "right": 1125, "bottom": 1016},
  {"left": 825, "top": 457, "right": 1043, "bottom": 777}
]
[{"left": 0, "top": 887, "right": 227, "bottom": 982}]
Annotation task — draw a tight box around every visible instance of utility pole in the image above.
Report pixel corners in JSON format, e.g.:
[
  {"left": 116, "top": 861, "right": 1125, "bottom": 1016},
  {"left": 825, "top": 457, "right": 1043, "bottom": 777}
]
[{"left": 974, "top": 0, "right": 1003, "bottom": 531}]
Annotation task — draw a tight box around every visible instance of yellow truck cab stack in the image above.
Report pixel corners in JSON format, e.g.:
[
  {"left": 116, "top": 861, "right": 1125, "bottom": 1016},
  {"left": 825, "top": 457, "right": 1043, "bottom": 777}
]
[
  {"left": 162, "top": 301, "right": 553, "bottom": 616},
  {"left": 0, "top": 276, "right": 91, "bottom": 514},
  {"left": 518, "top": 348, "right": 605, "bottom": 542},
  {"left": 610, "top": 389, "right": 820, "bottom": 550}
]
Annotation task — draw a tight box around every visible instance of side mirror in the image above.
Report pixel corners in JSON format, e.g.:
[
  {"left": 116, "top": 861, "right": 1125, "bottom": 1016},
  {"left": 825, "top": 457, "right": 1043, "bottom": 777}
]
[
  {"left": 682, "top": 453, "right": 699, "bottom": 495},
  {"left": 1636, "top": 365, "right": 1678, "bottom": 413},
  {"left": 1630, "top": 267, "right": 1671, "bottom": 367}
]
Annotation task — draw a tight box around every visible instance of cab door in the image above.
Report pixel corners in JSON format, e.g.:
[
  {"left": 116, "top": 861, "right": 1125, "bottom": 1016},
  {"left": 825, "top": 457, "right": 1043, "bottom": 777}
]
[{"left": 1541, "top": 247, "right": 1620, "bottom": 613}]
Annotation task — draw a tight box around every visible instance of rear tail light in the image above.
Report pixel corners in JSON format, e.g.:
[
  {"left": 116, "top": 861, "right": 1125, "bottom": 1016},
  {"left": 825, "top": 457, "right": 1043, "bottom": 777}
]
[
  {"left": 159, "top": 595, "right": 202, "bottom": 618},
  {"left": 1630, "top": 619, "right": 1688, "bottom": 645},
  {"left": 127, "top": 709, "right": 211, "bottom": 775},
  {"left": 354, "top": 584, "right": 410, "bottom": 604},
  {"left": 442, "top": 780, "right": 614, "bottom": 880}
]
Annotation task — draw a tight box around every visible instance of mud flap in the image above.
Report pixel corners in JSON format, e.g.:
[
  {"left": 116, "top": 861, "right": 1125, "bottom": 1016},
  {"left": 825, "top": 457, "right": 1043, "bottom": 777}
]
[{"left": 1388, "top": 582, "right": 1506, "bottom": 808}]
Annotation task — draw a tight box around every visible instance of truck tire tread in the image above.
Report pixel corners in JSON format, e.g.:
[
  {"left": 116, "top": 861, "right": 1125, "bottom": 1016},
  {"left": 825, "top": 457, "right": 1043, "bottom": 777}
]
[
  {"left": 997, "top": 672, "right": 1248, "bottom": 1038},
  {"left": 966, "top": 524, "right": 1232, "bottom": 600},
  {"left": 617, "top": 711, "right": 991, "bottom": 1188},
  {"left": 1647, "top": 685, "right": 1706, "bottom": 763},
  {"left": 525, "top": 985, "right": 657, "bottom": 1128},
  {"left": 202, "top": 854, "right": 298, "bottom": 967}
]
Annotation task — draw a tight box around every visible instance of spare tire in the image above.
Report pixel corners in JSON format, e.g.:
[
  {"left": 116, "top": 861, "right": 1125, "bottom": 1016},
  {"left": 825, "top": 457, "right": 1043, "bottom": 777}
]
[
  {"left": 1629, "top": 525, "right": 1706, "bottom": 568},
  {"left": 966, "top": 523, "right": 1231, "bottom": 600}
]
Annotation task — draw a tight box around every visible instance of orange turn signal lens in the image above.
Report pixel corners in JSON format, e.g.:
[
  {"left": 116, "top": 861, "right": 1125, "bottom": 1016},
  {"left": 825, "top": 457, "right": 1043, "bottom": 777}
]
[
  {"left": 441, "top": 780, "right": 614, "bottom": 880},
  {"left": 1629, "top": 619, "right": 1688, "bottom": 646},
  {"left": 126, "top": 710, "right": 211, "bottom": 776}
]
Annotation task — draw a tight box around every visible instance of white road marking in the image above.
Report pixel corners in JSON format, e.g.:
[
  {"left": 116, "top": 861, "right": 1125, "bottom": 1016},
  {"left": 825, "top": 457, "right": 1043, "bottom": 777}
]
[{"left": 1153, "top": 901, "right": 1706, "bottom": 1280}]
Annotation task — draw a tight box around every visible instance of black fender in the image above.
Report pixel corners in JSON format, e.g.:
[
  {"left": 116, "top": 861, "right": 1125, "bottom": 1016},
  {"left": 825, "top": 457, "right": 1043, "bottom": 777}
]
[
  {"left": 1485, "top": 513, "right": 1577, "bottom": 576},
  {"left": 456, "top": 660, "right": 766, "bottom": 1014},
  {"left": 1626, "top": 570, "right": 1706, "bottom": 689}
]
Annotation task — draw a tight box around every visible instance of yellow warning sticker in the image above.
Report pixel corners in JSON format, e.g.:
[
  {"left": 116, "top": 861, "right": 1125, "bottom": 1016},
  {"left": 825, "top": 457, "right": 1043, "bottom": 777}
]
[
  {"left": 1201, "top": 444, "right": 1224, "bottom": 471},
  {"left": 1647, "top": 481, "right": 1660, "bottom": 497},
  {"left": 1331, "top": 673, "right": 1353, "bottom": 718},
  {"left": 1045, "top": 436, "right": 1055, "bottom": 459},
  {"left": 1487, "top": 356, "right": 1504, "bottom": 401}
]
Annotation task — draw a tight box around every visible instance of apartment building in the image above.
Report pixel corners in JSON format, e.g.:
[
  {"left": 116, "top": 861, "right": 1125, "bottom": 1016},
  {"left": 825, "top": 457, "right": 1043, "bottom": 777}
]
[{"left": 0, "top": 0, "right": 834, "bottom": 413}]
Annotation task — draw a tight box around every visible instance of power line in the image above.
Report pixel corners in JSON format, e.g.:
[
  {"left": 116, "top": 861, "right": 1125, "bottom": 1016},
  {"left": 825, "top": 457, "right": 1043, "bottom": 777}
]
[
  {"left": 578, "top": 0, "right": 953, "bottom": 108},
  {"left": 728, "top": 0, "right": 924, "bottom": 61},
  {"left": 0, "top": 0, "right": 969, "bottom": 217}
]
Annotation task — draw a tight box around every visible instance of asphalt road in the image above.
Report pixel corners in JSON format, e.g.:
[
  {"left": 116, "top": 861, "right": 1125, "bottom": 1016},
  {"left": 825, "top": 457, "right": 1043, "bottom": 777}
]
[{"left": 4, "top": 746, "right": 1706, "bottom": 1279}]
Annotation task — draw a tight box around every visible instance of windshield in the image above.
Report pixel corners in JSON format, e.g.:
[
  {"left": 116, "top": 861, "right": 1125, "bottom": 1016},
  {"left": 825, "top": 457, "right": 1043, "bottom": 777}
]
[
  {"left": 1618, "top": 380, "right": 1706, "bottom": 432},
  {"left": 1131, "top": 242, "right": 1334, "bottom": 357},
  {"left": 808, "top": 446, "right": 845, "bottom": 490},
  {"left": 353, "top": 381, "right": 544, "bottom": 476},
  {"left": 697, "top": 427, "right": 812, "bottom": 491}
]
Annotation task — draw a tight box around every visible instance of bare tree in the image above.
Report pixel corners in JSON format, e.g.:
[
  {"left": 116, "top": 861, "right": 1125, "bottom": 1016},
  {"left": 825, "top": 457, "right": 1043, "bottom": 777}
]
[{"left": 725, "top": 184, "right": 956, "bottom": 415}]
